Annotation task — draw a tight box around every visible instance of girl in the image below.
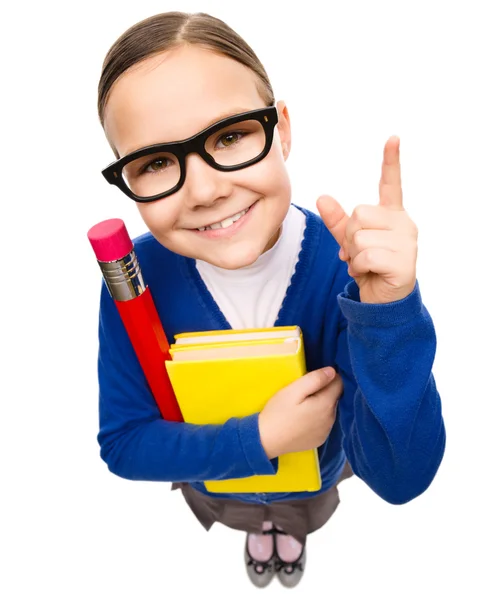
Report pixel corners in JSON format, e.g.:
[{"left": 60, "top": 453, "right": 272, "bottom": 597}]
[{"left": 95, "top": 11, "right": 445, "bottom": 588}]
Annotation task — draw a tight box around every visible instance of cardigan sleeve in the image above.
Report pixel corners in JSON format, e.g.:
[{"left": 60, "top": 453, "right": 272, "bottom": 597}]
[
  {"left": 332, "top": 273, "right": 446, "bottom": 504},
  {"left": 96, "top": 281, "right": 277, "bottom": 482}
]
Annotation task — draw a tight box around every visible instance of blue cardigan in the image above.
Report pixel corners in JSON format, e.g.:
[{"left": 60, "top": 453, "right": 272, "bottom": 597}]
[{"left": 96, "top": 205, "right": 446, "bottom": 505}]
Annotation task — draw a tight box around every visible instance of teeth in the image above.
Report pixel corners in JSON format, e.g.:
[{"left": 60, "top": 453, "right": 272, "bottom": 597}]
[
  {"left": 198, "top": 208, "right": 249, "bottom": 231},
  {"left": 221, "top": 217, "right": 234, "bottom": 228}
]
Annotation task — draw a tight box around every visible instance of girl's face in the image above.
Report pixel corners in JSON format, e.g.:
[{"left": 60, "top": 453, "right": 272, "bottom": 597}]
[{"left": 103, "top": 45, "right": 292, "bottom": 269}]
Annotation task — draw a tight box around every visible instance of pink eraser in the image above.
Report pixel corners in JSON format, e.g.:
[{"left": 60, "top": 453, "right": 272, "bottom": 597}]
[{"left": 87, "top": 218, "right": 133, "bottom": 262}]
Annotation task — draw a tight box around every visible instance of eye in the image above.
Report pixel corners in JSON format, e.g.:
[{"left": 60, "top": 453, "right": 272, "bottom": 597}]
[
  {"left": 216, "top": 131, "right": 244, "bottom": 149},
  {"left": 143, "top": 157, "right": 171, "bottom": 173}
]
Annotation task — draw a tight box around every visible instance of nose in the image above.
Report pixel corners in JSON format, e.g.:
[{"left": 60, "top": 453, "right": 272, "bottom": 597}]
[{"left": 181, "top": 152, "right": 233, "bottom": 209}]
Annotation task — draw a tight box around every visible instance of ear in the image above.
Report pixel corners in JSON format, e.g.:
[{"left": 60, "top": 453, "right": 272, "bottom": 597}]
[{"left": 276, "top": 100, "right": 291, "bottom": 160}]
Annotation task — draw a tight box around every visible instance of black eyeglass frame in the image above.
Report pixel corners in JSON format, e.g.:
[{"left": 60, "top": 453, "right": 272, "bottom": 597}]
[{"left": 101, "top": 106, "right": 279, "bottom": 203}]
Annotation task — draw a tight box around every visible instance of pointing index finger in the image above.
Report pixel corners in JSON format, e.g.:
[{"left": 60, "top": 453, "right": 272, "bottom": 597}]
[{"left": 379, "top": 136, "right": 403, "bottom": 210}]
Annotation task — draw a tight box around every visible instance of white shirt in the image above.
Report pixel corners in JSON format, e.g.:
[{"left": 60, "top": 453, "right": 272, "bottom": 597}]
[{"left": 195, "top": 204, "right": 306, "bottom": 329}]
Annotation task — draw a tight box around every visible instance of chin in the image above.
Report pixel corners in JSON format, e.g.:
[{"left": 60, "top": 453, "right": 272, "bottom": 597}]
[{"left": 205, "top": 242, "right": 265, "bottom": 270}]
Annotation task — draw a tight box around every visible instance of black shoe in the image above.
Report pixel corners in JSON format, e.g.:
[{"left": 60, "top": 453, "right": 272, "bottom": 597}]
[
  {"left": 244, "top": 529, "right": 276, "bottom": 588},
  {"left": 274, "top": 531, "right": 306, "bottom": 588}
]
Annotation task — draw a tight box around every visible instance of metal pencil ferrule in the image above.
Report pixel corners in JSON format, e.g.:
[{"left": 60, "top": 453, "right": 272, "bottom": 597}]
[{"left": 98, "top": 250, "right": 145, "bottom": 301}]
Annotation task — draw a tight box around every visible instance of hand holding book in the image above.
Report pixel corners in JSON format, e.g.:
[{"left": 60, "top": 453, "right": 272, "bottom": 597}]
[
  {"left": 166, "top": 326, "right": 342, "bottom": 493},
  {"left": 258, "top": 367, "right": 343, "bottom": 460}
]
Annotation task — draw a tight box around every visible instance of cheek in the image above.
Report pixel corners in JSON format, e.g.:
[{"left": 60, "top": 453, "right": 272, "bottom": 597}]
[
  {"left": 233, "top": 151, "right": 291, "bottom": 196},
  {"left": 137, "top": 200, "right": 180, "bottom": 234}
]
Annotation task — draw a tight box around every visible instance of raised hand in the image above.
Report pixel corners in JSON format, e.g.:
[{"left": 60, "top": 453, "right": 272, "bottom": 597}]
[{"left": 316, "top": 136, "right": 418, "bottom": 304}]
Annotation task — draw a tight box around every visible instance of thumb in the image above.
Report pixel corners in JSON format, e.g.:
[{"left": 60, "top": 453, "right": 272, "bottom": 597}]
[
  {"left": 316, "top": 195, "right": 349, "bottom": 248},
  {"left": 293, "top": 367, "right": 336, "bottom": 401}
]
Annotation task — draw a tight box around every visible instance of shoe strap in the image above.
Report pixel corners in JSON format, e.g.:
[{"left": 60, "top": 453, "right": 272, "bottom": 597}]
[
  {"left": 275, "top": 556, "right": 304, "bottom": 574},
  {"left": 247, "top": 556, "right": 273, "bottom": 574}
]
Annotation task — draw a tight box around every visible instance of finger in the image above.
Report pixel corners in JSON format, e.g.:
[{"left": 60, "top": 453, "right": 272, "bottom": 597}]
[
  {"left": 316, "top": 195, "right": 349, "bottom": 250},
  {"left": 341, "top": 205, "right": 394, "bottom": 261},
  {"left": 295, "top": 367, "right": 336, "bottom": 402},
  {"left": 379, "top": 136, "right": 403, "bottom": 210},
  {"left": 329, "top": 374, "right": 344, "bottom": 402},
  {"left": 346, "top": 229, "right": 400, "bottom": 261},
  {"left": 307, "top": 376, "right": 343, "bottom": 408},
  {"left": 348, "top": 247, "right": 399, "bottom": 278}
]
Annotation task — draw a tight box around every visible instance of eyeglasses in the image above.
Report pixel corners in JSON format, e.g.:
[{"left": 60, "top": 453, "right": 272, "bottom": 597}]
[{"left": 101, "top": 106, "right": 279, "bottom": 203}]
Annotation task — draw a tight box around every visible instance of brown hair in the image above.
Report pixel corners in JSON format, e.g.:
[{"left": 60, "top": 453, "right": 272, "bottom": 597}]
[{"left": 97, "top": 11, "right": 275, "bottom": 129}]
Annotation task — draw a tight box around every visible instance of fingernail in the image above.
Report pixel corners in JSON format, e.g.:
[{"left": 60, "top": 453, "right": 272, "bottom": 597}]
[{"left": 323, "top": 367, "right": 335, "bottom": 378}]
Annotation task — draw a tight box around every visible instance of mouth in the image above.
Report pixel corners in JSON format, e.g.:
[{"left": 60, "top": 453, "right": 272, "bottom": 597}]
[
  {"left": 194, "top": 204, "right": 253, "bottom": 231},
  {"left": 189, "top": 200, "right": 259, "bottom": 239}
]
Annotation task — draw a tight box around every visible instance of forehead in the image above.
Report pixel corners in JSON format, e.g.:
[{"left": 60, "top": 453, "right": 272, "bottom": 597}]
[{"left": 104, "top": 45, "right": 265, "bottom": 157}]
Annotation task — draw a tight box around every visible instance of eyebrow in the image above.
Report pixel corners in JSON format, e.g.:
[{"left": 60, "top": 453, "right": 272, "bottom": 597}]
[
  {"left": 203, "top": 107, "right": 253, "bottom": 129},
  {"left": 120, "top": 107, "right": 255, "bottom": 158}
]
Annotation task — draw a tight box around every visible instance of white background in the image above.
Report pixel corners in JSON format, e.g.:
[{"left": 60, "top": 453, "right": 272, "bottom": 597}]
[{"left": 2, "top": 0, "right": 496, "bottom": 598}]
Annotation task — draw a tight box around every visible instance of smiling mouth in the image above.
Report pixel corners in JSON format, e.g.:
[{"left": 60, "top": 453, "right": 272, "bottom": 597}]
[{"left": 194, "top": 205, "right": 252, "bottom": 231}]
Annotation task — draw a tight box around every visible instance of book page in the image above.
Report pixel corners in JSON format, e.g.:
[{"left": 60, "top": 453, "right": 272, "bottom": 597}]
[
  {"left": 174, "top": 326, "right": 300, "bottom": 346},
  {"left": 172, "top": 338, "right": 300, "bottom": 361}
]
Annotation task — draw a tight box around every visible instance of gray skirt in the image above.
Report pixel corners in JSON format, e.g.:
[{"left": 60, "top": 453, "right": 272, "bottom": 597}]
[{"left": 172, "top": 462, "right": 354, "bottom": 545}]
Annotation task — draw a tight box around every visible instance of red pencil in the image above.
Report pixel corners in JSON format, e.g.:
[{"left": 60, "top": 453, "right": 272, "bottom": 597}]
[{"left": 88, "top": 218, "right": 183, "bottom": 422}]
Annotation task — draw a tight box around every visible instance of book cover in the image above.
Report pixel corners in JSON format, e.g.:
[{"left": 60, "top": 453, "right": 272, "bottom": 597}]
[{"left": 165, "top": 327, "right": 322, "bottom": 493}]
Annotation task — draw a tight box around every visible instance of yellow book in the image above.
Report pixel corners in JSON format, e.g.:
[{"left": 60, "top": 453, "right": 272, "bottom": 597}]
[{"left": 165, "top": 326, "right": 322, "bottom": 493}]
